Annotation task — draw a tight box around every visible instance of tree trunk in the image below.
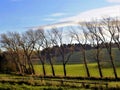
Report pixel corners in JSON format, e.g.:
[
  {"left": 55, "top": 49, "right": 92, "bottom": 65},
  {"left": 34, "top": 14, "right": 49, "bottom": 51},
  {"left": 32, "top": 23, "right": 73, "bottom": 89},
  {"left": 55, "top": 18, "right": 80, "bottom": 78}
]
[
  {"left": 22, "top": 65, "right": 27, "bottom": 74},
  {"left": 38, "top": 56, "right": 46, "bottom": 76},
  {"left": 83, "top": 49, "right": 90, "bottom": 77},
  {"left": 16, "top": 54, "right": 24, "bottom": 74},
  {"left": 107, "top": 42, "right": 117, "bottom": 79},
  {"left": 29, "top": 60, "right": 35, "bottom": 74},
  {"left": 109, "top": 51, "right": 118, "bottom": 79},
  {"left": 17, "top": 63, "right": 23, "bottom": 74},
  {"left": 63, "top": 63, "right": 66, "bottom": 76},
  {"left": 51, "top": 63, "right": 55, "bottom": 76},
  {"left": 13, "top": 59, "right": 21, "bottom": 73},
  {"left": 27, "top": 56, "right": 35, "bottom": 74},
  {"left": 96, "top": 49, "right": 103, "bottom": 78},
  {"left": 42, "top": 63, "right": 46, "bottom": 76},
  {"left": 48, "top": 57, "right": 55, "bottom": 76}
]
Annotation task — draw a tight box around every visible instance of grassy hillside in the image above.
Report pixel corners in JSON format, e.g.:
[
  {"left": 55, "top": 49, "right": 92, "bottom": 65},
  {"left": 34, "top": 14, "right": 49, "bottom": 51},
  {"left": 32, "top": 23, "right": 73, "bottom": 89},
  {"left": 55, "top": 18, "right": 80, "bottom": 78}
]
[
  {"left": 33, "top": 48, "right": 120, "bottom": 77},
  {"left": 34, "top": 63, "right": 120, "bottom": 78},
  {"left": 33, "top": 48, "right": 120, "bottom": 64},
  {"left": 54, "top": 48, "right": 120, "bottom": 64}
]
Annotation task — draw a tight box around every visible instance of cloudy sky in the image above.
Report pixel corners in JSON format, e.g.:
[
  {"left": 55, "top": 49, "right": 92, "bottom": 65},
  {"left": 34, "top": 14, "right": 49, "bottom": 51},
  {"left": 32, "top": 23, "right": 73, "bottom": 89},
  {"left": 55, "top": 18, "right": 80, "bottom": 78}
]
[{"left": 0, "top": 0, "right": 120, "bottom": 32}]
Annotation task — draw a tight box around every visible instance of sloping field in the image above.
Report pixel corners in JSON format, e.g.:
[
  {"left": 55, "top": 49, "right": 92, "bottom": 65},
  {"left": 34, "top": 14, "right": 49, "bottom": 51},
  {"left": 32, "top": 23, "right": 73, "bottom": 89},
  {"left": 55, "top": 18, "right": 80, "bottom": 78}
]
[
  {"left": 33, "top": 48, "right": 120, "bottom": 64},
  {"left": 34, "top": 63, "right": 120, "bottom": 78}
]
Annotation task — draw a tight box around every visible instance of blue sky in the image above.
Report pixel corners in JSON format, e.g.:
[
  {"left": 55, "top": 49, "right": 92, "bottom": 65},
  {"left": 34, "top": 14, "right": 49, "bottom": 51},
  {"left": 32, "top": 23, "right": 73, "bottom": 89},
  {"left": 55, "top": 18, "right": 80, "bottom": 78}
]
[{"left": 0, "top": 0, "right": 120, "bottom": 33}]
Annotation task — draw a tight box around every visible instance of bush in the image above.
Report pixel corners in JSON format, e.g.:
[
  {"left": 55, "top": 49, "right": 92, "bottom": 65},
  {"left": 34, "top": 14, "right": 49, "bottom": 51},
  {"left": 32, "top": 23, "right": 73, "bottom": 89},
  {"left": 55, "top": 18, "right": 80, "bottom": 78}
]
[{"left": 0, "top": 53, "right": 17, "bottom": 74}]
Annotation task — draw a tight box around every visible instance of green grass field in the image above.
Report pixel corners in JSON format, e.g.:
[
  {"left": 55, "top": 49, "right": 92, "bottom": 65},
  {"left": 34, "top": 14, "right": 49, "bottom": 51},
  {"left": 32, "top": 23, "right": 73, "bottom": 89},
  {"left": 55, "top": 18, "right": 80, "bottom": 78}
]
[
  {"left": 34, "top": 63, "right": 120, "bottom": 78},
  {"left": 1, "top": 63, "right": 120, "bottom": 89},
  {"left": 34, "top": 48, "right": 120, "bottom": 78},
  {"left": 1, "top": 48, "right": 120, "bottom": 89}
]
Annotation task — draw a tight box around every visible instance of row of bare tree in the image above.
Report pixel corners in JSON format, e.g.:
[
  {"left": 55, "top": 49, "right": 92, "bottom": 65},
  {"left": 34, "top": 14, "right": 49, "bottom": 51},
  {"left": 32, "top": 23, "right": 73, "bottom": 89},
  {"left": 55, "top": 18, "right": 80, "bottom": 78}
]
[{"left": 0, "top": 17, "right": 120, "bottom": 79}]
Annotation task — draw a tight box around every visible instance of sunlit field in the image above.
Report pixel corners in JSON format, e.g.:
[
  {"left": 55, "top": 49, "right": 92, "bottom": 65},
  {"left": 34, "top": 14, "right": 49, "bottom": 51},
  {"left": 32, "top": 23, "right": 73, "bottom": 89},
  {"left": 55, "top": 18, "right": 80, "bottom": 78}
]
[
  {"left": 34, "top": 63, "right": 120, "bottom": 78},
  {"left": 1, "top": 63, "right": 120, "bottom": 90}
]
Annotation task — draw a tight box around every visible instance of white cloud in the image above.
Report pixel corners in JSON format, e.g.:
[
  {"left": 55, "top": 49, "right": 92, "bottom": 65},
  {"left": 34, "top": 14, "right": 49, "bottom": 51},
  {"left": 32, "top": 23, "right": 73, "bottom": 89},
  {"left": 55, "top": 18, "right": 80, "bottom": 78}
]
[
  {"left": 60, "top": 5, "right": 120, "bottom": 22},
  {"left": 50, "top": 13, "right": 66, "bottom": 17},
  {"left": 33, "top": 5, "right": 120, "bottom": 30},
  {"left": 42, "top": 12, "right": 66, "bottom": 22},
  {"left": 106, "top": 0, "right": 120, "bottom": 3},
  {"left": 43, "top": 18, "right": 56, "bottom": 21},
  {"left": 32, "top": 21, "right": 79, "bottom": 30}
]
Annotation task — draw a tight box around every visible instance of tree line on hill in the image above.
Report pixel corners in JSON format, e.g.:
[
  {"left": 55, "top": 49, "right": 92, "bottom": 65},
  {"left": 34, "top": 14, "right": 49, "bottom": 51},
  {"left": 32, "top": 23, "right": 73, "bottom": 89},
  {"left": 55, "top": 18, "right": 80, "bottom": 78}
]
[{"left": 0, "top": 17, "right": 120, "bottom": 79}]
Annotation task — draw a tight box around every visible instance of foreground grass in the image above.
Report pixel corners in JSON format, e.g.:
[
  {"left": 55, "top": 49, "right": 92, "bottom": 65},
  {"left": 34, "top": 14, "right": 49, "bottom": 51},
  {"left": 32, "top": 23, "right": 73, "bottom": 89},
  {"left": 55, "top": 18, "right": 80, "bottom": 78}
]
[
  {"left": 0, "top": 75, "right": 120, "bottom": 90},
  {"left": 1, "top": 63, "right": 120, "bottom": 89},
  {"left": 0, "top": 83, "right": 82, "bottom": 90},
  {"left": 34, "top": 63, "right": 120, "bottom": 77}
]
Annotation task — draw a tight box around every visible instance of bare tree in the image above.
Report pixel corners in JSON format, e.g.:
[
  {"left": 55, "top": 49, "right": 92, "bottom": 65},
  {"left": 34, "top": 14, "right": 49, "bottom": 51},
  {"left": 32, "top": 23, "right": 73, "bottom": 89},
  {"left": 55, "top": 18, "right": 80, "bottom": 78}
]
[
  {"left": 111, "top": 17, "right": 120, "bottom": 51},
  {"left": 41, "top": 30, "right": 56, "bottom": 76},
  {"left": 70, "top": 27, "right": 90, "bottom": 77},
  {"left": 85, "top": 21, "right": 103, "bottom": 78},
  {"left": 99, "top": 18, "right": 118, "bottom": 79},
  {"left": 97, "top": 18, "right": 118, "bottom": 79},
  {"left": 34, "top": 29, "right": 46, "bottom": 76},
  {"left": 0, "top": 32, "right": 25, "bottom": 74},
  {"left": 19, "top": 30, "right": 38, "bottom": 74},
  {"left": 51, "top": 28, "right": 74, "bottom": 76}
]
